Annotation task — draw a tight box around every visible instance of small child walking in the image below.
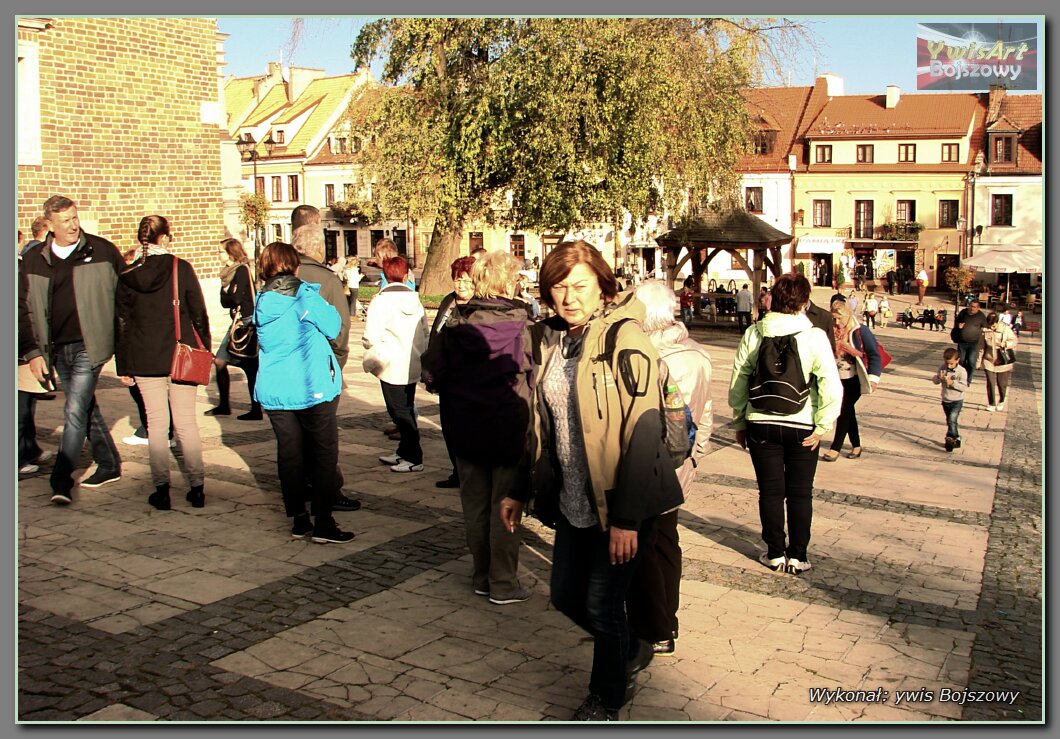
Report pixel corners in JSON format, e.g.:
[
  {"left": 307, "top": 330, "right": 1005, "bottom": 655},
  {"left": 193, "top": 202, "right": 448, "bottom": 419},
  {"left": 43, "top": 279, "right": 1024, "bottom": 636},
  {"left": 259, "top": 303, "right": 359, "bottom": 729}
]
[{"left": 932, "top": 347, "right": 969, "bottom": 452}]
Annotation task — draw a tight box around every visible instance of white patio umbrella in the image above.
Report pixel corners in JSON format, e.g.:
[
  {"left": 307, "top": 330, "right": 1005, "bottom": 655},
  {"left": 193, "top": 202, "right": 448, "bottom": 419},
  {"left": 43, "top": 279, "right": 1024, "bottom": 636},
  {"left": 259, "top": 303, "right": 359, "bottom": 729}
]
[{"left": 963, "top": 244, "right": 1042, "bottom": 302}]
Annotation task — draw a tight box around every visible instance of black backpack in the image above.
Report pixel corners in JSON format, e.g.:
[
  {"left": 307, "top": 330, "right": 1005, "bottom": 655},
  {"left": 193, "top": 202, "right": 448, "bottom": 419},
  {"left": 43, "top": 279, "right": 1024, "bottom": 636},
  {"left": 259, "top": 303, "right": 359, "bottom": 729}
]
[{"left": 748, "top": 331, "right": 809, "bottom": 414}]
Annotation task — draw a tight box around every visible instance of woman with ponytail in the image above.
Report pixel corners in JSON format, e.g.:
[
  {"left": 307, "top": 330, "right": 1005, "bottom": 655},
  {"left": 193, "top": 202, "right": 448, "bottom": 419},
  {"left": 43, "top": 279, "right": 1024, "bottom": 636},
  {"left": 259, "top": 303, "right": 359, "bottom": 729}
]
[
  {"left": 115, "top": 216, "right": 211, "bottom": 510},
  {"left": 206, "top": 238, "right": 261, "bottom": 420}
]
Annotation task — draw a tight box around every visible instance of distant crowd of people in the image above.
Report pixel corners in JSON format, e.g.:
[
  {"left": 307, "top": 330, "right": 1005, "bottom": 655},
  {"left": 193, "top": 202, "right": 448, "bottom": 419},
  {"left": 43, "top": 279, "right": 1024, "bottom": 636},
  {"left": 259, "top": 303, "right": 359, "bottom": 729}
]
[{"left": 17, "top": 195, "right": 1022, "bottom": 721}]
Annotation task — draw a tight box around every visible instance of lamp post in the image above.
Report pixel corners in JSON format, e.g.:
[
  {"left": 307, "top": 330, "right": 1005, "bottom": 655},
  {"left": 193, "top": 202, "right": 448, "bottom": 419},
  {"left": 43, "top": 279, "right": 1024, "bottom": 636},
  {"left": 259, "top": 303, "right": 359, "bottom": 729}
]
[
  {"left": 966, "top": 150, "right": 985, "bottom": 259},
  {"left": 236, "top": 133, "right": 276, "bottom": 255}
]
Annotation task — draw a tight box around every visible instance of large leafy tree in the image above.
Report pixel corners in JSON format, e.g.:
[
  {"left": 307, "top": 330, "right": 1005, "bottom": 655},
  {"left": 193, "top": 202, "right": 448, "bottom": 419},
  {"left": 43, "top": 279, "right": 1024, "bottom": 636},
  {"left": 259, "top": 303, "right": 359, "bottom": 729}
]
[{"left": 350, "top": 17, "right": 811, "bottom": 295}]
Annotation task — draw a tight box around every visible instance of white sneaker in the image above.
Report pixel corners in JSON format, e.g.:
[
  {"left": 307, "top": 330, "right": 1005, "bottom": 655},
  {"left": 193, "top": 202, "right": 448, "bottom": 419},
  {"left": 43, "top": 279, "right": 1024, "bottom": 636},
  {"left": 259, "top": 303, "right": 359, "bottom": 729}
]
[
  {"left": 378, "top": 453, "right": 402, "bottom": 465},
  {"left": 390, "top": 460, "right": 424, "bottom": 473},
  {"left": 122, "top": 434, "right": 149, "bottom": 446},
  {"left": 997, "top": 402, "right": 1006, "bottom": 411},
  {"left": 19, "top": 463, "right": 39, "bottom": 474},
  {"left": 34, "top": 450, "right": 54, "bottom": 464},
  {"left": 986, "top": 405, "right": 996, "bottom": 412},
  {"left": 758, "top": 552, "right": 786, "bottom": 572},
  {"left": 785, "top": 558, "right": 812, "bottom": 575}
]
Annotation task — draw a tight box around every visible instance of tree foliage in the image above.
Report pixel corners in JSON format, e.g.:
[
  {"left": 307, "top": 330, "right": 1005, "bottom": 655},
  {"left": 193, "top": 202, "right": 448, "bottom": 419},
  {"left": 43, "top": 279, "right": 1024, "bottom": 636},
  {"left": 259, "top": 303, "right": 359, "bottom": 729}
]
[
  {"left": 349, "top": 17, "right": 813, "bottom": 294},
  {"left": 238, "top": 192, "right": 270, "bottom": 235}
]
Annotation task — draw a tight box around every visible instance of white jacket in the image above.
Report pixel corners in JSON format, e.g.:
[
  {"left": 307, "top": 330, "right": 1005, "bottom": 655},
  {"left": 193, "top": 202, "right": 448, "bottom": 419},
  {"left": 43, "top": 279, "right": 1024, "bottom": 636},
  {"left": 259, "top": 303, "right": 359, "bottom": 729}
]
[{"left": 362, "top": 284, "right": 429, "bottom": 385}]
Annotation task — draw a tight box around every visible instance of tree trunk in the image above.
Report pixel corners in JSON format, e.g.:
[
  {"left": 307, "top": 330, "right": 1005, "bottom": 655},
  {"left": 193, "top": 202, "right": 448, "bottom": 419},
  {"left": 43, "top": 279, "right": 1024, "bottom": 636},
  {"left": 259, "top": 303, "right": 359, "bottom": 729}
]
[{"left": 417, "top": 217, "right": 465, "bottom": 297}]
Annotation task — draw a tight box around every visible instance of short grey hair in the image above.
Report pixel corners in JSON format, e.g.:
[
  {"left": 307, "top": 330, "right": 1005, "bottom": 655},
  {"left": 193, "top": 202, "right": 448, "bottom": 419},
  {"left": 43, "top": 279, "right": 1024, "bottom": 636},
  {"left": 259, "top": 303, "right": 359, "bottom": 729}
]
[
  {"left": 291, "top": 225, "right": 325, "bottom": 263},
  {"left": 634, "top": 279, "right": 679, "bottom": 333},
  {"left": 43, "top": 196, "right": 75, "bottom": 218}
]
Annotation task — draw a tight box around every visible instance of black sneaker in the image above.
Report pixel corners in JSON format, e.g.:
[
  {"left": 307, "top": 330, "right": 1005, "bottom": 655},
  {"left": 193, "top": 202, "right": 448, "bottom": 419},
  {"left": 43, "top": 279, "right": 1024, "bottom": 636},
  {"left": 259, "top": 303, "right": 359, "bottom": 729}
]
[
  {"left": 204, "top": 405, "right": 231, "bottom": 416},
  {"left": 311, "top": 522, "right": 355, "bottom": 544},
  {"left": 944, "top": 436, "right": 954, "bottom": 452},
  {"left": 435, "top": 476, "right": 460, "bottom": 489},
  {"left": 291, "top": 514, "right": 313, "bottom": 539},
  {"left": 572, "top": 693, "right": 618, "bottom": 721},
  {"left": 332, "top": 495, "right": 362, "bottom": 512},
  {"left": 80, "top": 469, "right": 121, "bottom": 488}
]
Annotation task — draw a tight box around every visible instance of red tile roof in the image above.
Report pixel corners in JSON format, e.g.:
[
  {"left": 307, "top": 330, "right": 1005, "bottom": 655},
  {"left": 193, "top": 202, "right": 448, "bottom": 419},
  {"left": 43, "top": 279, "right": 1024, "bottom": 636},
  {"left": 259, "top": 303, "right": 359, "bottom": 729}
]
[
  {"left": 738, "top": 86, "right": 817, "bottom": 173},
  {"left": 804, "top": 93, "right": 981, "bottom": 139}
]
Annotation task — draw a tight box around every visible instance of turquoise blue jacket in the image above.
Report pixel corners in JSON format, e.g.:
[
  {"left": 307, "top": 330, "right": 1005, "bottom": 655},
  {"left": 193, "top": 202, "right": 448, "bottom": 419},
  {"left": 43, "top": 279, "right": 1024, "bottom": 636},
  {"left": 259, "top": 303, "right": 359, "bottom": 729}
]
[{"left": 254, "top": 275, "right": 341, "bottom": 410}]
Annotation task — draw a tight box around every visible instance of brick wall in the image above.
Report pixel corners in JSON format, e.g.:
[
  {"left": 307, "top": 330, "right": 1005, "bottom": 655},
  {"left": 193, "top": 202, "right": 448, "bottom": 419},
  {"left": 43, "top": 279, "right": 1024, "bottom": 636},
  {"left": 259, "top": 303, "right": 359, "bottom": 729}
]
[{"left": 18, "top": 18, "right": 225, "bottom": 274}]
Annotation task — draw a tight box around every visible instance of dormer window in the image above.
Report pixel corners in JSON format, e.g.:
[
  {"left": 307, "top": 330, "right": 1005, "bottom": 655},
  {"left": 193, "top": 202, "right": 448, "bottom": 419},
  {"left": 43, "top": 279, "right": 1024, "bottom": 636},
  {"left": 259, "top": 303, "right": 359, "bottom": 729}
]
[
  {"left": 352, "top": 137, "right": 362, "bottom": 154},
  {"left": 753, "top": 130, "right": 777, "bottom": 155},
  {"left": 990, "top": 134, "right": 1016, "bottom": 164},
  {"left": 274, "top": 130, "right": 285, "bottom": 144},
  {"left": 335, "top": 137, "right": 347, "bottom": 154}
]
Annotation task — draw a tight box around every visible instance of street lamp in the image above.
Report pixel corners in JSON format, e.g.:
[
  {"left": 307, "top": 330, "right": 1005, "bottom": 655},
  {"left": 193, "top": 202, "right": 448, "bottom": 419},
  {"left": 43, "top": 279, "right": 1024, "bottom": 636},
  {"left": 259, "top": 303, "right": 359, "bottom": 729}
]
[
  {"left": 966, "top": 150, "right": 985, "bottom": 259},
  {"left": 236, "top": 133, "right": 276, "bottom": 254}
]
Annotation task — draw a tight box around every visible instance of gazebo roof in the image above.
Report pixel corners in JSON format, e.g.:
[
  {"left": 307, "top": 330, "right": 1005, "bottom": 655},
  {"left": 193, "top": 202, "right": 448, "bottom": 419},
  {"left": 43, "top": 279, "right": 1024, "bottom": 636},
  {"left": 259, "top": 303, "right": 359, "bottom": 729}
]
[{"left": 655, "top": 209, "right": 792, "bottom": 247}]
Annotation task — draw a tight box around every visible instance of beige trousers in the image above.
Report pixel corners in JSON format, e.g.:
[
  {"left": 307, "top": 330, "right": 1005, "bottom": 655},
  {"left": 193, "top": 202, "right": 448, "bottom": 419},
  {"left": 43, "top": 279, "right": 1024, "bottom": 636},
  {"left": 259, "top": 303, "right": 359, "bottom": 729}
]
[{"left": 134, "top": 376, "right": 204, "bottom": 488}]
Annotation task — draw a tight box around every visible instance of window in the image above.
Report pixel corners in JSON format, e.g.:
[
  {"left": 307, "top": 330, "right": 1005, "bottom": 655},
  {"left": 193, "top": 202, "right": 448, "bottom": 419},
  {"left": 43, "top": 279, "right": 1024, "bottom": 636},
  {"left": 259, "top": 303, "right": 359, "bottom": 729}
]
[
  {"left": 343, "top": 183, "right": 356, "bottom": 201},
  {"left": 744, "top": 187, "right": 764, "bottom": 213},
  {"left": 325, "top": 184, "right": 335, "bottom": 206},
  {"left": 991, "top": 134, "right": 1016, "bottom": 164},
  {"left": 938, "top": 200, "right": 959, "bottom": 229},
  {"left": 273, "top": 224, "right": 283, "bottom": 240},
  {"left": 352, "top": 137, "right": 362, "bottom": 153},
  {"left": 335, "top": 137, "right": 347, "bottom": 154},
  {"left": 991, "top": 194, "right": 1013, "bottom": 226},
  {"left": 510, "top": 234, "right": 526, "bottom": 259},
  {"left": 941, "top": 143, "right": 959, "bottom": 162},
  {"left": 469, "top": 232, "right": 484, "bottom": 251},
  {"left": 287, "top": 175, "right": 299, "bottom": 202},
  {"left": 812, "top": 200, "right": 831, "bottom": 228},
  {"left": 856, "top": 144, "right": 874, "bottom": 163},
  {"left": 753, "top": 130, "right": 776, "bottom": 155},
  {"left": 254, "top": 177, "right": 265, "bottom": 196},
  {"left": 271, "top": 176, "right": 282, "bottom": 202},
  {"left": 896, "top": 200, "right": 916, "bottom": 223},
  {"left": 274, "top": 130, "right": 285, "bottom": 144},
  {"left": 898, "top": 144, "right": 916, "bottom": 162},
  {"left": 854, "top": 200, "right": 874, "bottom": 239},
  {"left": 243, "top": 132, "right": 254, "bottom": 142},
  {"left": 17, "top": 42, "right": 42, "bottom": 165},
  {"left": 815, "top": 145, "right": 832, "bottom": 164}
]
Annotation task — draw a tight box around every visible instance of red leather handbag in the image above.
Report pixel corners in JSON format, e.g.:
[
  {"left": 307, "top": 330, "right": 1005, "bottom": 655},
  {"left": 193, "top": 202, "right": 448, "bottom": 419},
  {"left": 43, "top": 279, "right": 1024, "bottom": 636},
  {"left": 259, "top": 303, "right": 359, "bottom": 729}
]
[{"left": 169, "top": 258, "right": 213, "bottom": 385}]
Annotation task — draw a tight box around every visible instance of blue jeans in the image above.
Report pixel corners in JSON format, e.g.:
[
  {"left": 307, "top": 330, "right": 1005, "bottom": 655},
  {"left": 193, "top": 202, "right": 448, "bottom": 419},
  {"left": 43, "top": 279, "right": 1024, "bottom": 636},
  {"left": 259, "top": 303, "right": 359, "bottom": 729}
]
[
  {"left": 550, "top": 516, "right": 651, "bottom": 712},
  {"left": 957, "top": 341, "right": 979, "bottom": 385},
  {"left": 680, "top": 306, "right": 693, "bottom": 327},
  {"left": 18, "top": 391, "right": 43, "bottom": 467},
  {"left": 51, "top": 342, "right": 121, "bottom": 493},
  {"left": 942, "top": 400, "right": 963, "bottom": 440},
  {"left": 746, "top": 422, "right": 818, "bottom": 561}
]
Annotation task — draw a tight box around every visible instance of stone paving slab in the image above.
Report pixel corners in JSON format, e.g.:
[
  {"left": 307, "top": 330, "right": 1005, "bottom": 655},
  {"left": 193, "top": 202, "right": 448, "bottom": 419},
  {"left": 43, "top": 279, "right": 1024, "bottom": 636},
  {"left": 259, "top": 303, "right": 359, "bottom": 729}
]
[{"left": 16, "top": 286, "right": 1042, "bottom": 723}]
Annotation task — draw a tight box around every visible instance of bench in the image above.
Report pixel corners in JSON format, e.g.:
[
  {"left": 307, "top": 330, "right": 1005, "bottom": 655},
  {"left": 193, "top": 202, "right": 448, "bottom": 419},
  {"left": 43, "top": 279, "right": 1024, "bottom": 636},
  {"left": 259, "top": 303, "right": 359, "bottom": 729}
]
[{"left": 1022, "top": 320, "right": 1040, "bottom": 337}]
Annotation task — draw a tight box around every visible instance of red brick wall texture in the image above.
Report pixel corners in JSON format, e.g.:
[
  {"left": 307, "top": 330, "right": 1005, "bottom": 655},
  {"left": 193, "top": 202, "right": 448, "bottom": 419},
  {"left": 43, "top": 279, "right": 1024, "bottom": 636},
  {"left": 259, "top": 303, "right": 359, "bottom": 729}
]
[{"left": 18, "top": 18, "right": 224, "bottom": 273}]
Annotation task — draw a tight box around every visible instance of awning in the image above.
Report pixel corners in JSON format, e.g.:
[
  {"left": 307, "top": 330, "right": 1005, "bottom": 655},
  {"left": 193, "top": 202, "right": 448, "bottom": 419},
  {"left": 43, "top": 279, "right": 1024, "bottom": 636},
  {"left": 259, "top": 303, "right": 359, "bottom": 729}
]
[
  {"left": 795, "top": 236, "right": 846, "bottom": 254},
  {"left": 848, "top": 239, "right": 919, "bottom": 250}
]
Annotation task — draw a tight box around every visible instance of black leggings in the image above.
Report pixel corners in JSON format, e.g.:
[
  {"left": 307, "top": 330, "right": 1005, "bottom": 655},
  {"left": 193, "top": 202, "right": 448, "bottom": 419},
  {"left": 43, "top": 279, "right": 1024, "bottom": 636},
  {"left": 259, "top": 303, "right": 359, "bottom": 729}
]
[{"left": 830, "top": 376, "right": 863, "bottom": 451}]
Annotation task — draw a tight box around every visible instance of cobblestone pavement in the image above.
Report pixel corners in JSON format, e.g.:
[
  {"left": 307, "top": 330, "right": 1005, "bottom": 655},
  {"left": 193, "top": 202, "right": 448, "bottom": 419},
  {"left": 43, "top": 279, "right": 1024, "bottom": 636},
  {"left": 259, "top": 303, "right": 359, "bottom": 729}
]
[{"left": 17, "top": 286, "right": 1043, "bottom": 723}]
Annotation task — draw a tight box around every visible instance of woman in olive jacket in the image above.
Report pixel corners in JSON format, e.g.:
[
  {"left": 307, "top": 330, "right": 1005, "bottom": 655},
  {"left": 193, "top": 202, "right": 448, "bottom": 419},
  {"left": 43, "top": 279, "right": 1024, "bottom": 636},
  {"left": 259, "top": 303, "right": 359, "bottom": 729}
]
[{"left": 515, "top": 240, "right": 682, "bottom": 721}]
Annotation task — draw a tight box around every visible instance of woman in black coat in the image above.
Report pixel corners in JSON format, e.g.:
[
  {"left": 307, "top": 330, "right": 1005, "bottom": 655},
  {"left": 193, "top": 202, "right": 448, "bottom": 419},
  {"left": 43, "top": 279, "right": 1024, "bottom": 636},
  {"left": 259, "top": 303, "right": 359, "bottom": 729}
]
[
  {"left": 206, "top": 238, "right": 261, "bottom": 420},
  {"left": 116, "top": 215, "right": 210, "bottom": 510}
]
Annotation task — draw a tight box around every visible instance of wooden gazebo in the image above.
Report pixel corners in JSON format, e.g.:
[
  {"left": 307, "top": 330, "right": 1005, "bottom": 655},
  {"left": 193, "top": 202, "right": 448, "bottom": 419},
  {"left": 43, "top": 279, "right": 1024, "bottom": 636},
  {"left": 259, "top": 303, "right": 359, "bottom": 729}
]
[{"left": 655, "top": 209, "right": 792, "bottom": 302}]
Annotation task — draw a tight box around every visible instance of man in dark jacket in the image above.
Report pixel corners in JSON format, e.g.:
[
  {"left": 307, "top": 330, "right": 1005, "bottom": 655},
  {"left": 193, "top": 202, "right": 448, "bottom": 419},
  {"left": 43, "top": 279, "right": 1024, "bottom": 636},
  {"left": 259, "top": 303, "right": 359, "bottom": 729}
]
[
  {"left": 289, "top": 207, "right": 359, "bottom": 511},
  {"left": 19, "top": 196, "right": 125, "bottom": 504},
  {"left": 954, "top": 300, "right": 989, "bottom": 385}
]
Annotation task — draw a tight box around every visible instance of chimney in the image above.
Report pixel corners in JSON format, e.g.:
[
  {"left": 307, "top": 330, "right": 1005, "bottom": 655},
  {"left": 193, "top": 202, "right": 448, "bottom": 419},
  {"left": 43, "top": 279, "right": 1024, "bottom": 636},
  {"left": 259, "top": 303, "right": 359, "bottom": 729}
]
[
  {"left": 885, "top": 85, "right": 901, "bottom": 109},
  {"left": 288, "top": 66, "right": 326, "bottom": 103},
  {"left": 987, "top": 83, "right": 1007, "bottom": 124},
  {"left": 817, "top": 72, "right": 844, "bottom": 97}
]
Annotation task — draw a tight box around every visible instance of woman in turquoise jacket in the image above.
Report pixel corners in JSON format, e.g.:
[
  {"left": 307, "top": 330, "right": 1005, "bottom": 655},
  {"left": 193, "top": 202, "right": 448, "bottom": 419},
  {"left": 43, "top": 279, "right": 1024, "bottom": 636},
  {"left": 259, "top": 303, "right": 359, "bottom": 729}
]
[{"left": 254, "top": 242, "right": 352, "bottom": 545}]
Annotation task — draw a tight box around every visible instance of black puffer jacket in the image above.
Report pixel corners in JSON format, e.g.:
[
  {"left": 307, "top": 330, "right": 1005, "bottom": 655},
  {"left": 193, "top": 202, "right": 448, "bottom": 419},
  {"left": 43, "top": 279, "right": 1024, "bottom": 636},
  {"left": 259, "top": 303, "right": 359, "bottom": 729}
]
[{"left": 116, "top": 254, "right": 210, "bottom": 377}]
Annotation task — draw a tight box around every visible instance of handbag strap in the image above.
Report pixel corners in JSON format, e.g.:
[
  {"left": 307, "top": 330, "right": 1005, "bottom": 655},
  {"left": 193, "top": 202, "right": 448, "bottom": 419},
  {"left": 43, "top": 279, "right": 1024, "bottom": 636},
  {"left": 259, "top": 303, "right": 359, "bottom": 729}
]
[{"left": 171, "top": 257, "right": 205, "bottom": 350}]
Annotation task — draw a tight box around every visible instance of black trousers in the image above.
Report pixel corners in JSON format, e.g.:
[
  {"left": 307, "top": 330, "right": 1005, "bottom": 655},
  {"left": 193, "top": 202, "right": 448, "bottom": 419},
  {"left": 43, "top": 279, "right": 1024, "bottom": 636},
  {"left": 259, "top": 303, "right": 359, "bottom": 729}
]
[
  {"left": 267, "top": 396, "right": 338, "bottom": 519},
  {"left": 626, "top": 509, "right": 681, "bottom": 642},
  {"left": 747, "top": 422, "right": 818, "bottom": 561},
  {"left": 380, "top": 381, "right": 422, "bottom": 464},
  {"left": 830, "top": 376, "right": 862, "bottom": 451}
]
